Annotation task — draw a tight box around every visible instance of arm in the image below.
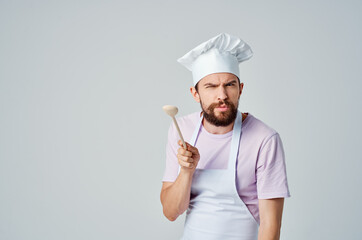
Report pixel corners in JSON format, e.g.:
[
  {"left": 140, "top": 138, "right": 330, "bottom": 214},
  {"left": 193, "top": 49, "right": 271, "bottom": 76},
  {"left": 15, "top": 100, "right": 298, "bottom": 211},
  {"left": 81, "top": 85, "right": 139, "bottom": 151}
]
[
  {"left": 257, "top": 198, "right": 285, "bottom": 240},
  {"left": 160, "top": 170, "right": 193, "bottom": 221},
  {"left": 256, "top": 133, "right": 290, "bottom": 239},
  {"left": 160, "top": 140, "right": 200, "bottom": 221}
]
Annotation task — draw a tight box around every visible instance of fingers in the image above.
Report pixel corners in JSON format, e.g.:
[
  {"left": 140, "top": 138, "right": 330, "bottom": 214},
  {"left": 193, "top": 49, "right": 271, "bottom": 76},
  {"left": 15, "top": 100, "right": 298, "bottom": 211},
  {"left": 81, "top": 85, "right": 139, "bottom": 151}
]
[
  {"left": 177, "top": 153, "right": 194, "bottom": 163},
  {"left": 178, "top": 139, "right": 189, "bottom": 147},
  {"left": 178, "top": 159, "right": 194, "bottom": 168},
  {"left": 177, "top": 140, "right": 200, "bottom": 170},
  {"left": 187, "top": 145, "right": 199, "bottom": 156},
  {"left": 178, "top": 140, "right": 199, "bottom": 155},
  {"left": 178, "top": 139, "right": 188, "bottom": 150},
  {"left": 177, "top": 146, "right": 192, "bottom": 157}
]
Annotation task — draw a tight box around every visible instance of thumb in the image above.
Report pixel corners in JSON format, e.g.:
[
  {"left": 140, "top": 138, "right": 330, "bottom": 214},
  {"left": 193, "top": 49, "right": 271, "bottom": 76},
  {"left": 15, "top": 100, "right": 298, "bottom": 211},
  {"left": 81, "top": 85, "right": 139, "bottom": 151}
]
[{"left": 178, "top": 139, "right": 188, "bottom": 149}]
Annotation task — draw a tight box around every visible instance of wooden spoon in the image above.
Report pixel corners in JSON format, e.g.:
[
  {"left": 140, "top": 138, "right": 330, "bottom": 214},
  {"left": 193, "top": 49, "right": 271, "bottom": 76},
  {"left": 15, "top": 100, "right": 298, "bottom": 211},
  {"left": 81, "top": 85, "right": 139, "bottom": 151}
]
[{"left": 162, "top": 105, "right": 187, "bottom": 150}]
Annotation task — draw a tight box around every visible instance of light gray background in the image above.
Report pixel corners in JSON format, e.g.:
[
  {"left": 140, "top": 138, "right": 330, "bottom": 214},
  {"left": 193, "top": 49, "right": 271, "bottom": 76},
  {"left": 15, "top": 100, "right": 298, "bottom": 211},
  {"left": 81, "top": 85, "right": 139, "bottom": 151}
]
[{"left": 1, "top": 0, "right": 361, "bottom": 239}]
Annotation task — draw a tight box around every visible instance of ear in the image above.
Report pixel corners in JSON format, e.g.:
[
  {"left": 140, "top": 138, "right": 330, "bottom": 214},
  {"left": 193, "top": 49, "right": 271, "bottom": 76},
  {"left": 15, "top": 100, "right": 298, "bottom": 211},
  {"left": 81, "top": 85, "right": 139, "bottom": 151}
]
[
  {"left": 239, "top": 82, "right": 244, "bottom": 96},
  {"left": 190, "top": 86, "right": 200, "bottom": 103}
]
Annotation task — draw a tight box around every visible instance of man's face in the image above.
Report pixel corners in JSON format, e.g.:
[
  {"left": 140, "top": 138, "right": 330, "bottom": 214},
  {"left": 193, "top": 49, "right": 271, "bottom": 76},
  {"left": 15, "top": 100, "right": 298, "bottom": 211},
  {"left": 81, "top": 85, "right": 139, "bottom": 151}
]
[{"left": 190, "top": 72, "right": 243, "bottom": 127}]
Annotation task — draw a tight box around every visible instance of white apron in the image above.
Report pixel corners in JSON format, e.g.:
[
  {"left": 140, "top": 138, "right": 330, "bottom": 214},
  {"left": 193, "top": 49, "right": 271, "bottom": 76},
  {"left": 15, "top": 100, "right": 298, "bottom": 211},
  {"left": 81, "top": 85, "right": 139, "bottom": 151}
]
[{"left": 180, "top": 111, "right": 259, "bottom": 240}]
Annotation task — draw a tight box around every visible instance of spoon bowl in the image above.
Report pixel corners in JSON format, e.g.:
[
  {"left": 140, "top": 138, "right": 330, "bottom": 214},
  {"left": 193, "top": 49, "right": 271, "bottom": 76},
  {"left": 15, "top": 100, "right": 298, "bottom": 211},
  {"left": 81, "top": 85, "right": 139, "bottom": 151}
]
[
  {"left": 162, "top": 105, "right": 186, "bottom": 150},
  {"left": 162, "top": 105, "right": 178, "bottom": 117}
]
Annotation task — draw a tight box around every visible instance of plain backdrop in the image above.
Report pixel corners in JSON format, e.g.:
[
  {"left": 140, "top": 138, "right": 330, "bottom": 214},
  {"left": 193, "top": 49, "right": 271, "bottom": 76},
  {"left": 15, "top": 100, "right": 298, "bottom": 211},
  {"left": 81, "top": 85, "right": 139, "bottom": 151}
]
[{"left": 1, "top": 0, "right": 362, "bottom": 239}]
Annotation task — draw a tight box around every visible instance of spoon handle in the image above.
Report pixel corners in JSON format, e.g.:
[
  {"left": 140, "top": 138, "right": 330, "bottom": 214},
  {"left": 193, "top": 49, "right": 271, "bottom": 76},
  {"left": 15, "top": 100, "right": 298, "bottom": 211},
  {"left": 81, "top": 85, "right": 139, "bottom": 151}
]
[{"left": 172, "top": 116, "right": 187, "bottom": 150}]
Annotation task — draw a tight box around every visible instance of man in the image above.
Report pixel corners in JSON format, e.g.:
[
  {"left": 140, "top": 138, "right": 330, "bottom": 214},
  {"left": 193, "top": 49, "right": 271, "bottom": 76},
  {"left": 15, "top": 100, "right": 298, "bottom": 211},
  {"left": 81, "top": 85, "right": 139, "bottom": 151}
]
[{"left": 160, "top": 33, "right": 291, "bottom": 240}]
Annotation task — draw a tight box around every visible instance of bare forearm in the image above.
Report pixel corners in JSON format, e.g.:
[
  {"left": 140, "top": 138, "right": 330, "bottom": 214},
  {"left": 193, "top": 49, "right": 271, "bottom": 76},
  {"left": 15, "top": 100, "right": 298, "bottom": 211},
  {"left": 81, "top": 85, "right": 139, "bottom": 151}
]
[
  {"left": 258, "top": 224, "right": 280, "bottom": 240},
  {"left": 258, "top": 198, "right": 284, "bottom": 240},
  {"left": 161, "top": 169, "right": 193, "bottom": 221}
]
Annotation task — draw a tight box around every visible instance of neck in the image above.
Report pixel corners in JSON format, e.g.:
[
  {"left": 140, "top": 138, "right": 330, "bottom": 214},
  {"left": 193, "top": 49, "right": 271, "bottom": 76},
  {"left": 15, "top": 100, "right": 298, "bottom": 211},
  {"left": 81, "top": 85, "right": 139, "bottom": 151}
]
[{"left": 201, "top": 112, "right": 247, "bottom": 134}]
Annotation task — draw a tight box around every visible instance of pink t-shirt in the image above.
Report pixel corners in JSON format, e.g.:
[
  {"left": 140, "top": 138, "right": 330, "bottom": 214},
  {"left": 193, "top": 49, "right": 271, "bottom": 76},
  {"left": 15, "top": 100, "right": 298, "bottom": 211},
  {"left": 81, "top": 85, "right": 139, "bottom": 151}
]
[{"left": 162, "top": 111, "right": 291, "bottom": 224}]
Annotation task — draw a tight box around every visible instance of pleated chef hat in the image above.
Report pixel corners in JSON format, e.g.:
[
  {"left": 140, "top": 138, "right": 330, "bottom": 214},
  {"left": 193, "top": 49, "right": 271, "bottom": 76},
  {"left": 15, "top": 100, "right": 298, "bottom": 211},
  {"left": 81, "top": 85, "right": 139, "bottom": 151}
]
[{"left": 177, "top": 33, "right": 253, "bottom": 86}]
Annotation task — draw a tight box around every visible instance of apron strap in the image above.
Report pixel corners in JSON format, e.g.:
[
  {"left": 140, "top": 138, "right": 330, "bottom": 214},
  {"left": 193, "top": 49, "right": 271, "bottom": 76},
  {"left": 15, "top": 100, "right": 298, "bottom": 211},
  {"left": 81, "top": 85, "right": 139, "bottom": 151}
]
[
  {"left": 228, "top": 110, "right": 242, "bottom": 170},
  {"left": 177, "top": 111, "right": 242, "bottom": 175}
]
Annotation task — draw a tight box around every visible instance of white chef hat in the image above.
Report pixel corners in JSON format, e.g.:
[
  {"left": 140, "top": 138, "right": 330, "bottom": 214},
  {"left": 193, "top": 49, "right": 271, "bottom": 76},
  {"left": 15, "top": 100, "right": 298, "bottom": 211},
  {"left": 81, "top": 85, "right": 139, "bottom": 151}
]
[{"left": 177, "top": 33, "right": 253, "bottom": 86}]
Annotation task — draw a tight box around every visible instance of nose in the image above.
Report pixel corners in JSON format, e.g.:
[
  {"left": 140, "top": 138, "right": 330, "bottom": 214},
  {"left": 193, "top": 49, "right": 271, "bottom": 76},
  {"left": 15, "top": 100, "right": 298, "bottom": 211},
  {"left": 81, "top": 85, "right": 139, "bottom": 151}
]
[{"left": 217, "top": 86, "right": 228, "bottom": 101}]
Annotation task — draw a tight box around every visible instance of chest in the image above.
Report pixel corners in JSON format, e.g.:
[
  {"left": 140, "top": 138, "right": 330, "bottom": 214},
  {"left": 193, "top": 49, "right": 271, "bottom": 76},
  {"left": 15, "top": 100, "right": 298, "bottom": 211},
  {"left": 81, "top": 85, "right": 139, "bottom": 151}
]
[{"left": 194, "top": 132, "right": 258, "bottom": 175}]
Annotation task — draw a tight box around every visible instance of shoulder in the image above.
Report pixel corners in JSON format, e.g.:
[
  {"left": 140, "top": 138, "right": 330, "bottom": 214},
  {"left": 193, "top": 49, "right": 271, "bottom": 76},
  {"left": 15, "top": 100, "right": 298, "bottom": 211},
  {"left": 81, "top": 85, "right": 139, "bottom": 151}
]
[
  {"left": 175, "top": 111, "right": 201, "bottom": 131},
  {"left": 167, "top": 111, "right": 201, "bottom": 141},
  {"left": 245, "top": 113, "right": 278, "bottom": 136},
  {"left": 243, "top": 113, "right": 280, "bottom": 147}
]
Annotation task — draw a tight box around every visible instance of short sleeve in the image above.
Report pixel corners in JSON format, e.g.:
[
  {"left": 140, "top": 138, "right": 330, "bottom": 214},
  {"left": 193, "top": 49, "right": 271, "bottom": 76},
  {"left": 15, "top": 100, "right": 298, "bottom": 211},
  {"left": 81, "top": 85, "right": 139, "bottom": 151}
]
[
  {"left": 162, "top": 122, "right": 179, "bottom": 182},
  {"left": 256, "top": 133, "right": 291, "bottom": 199}
]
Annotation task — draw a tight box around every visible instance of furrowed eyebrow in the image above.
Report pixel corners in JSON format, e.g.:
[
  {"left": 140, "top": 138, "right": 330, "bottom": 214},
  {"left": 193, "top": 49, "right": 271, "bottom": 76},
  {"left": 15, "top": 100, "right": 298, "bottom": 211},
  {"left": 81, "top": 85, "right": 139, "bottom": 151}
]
[
  {"left": 203, "top": 83, "right": 218, "bottom": 87},
  {"left": 225, "top": 80, "right": 238, "bottom": 85},
  {"left": 203, "top": 79, "right": 238, "bottom": 87}
]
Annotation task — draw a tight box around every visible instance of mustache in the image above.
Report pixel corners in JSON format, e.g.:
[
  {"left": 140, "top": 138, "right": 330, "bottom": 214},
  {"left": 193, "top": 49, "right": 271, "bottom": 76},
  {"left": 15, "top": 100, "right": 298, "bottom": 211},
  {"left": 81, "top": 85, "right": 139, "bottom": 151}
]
[{"left": 208, "top": 100, "right": 232, "bottom": 109}]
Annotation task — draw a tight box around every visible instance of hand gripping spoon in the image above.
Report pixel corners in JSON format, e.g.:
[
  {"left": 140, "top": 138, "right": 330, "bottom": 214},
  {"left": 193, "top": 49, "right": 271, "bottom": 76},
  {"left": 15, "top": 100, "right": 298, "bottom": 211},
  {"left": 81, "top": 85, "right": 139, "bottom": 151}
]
[{"left": 162, "top": 105, "right": 187, "bottom": 150}]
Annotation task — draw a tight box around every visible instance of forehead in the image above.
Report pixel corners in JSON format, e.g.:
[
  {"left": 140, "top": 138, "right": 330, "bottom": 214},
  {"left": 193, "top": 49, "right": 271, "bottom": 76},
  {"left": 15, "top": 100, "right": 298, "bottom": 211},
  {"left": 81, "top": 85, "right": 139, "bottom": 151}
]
[{"left": 198, "top": 72, "right": 238, "bottom": 85}]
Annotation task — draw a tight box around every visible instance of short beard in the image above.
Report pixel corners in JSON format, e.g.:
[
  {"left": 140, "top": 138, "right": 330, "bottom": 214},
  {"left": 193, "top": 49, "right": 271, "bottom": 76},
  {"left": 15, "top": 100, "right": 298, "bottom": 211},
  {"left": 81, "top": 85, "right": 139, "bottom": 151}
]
[{"left": 200, "top": 99, "right": 238, "bottom": 127}]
